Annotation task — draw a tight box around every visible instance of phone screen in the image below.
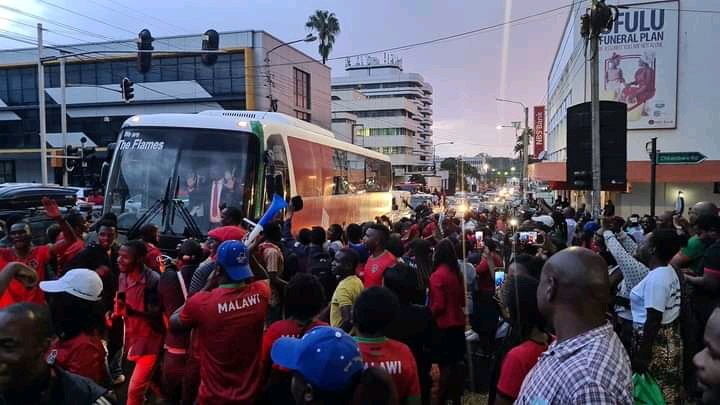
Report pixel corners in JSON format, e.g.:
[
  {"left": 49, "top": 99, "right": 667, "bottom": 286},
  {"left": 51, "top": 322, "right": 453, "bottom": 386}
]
[
  {"left": 495, "top": 272, "right": 505, "bottom": 289},
  {"left": 475, "top": 231, "right": 484, "bottom": 249},
  {"left": 519, "top": 231, "right": 538, "bottom": 245}
]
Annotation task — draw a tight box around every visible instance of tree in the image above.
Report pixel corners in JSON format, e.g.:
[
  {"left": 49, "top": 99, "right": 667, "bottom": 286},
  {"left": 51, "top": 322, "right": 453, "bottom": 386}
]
[
  {"left": 305, "top": 10, "right": 340, "bottom": 64},
  {"left": 439, "top": 158, "right": 479, "bottom": 193},
  {"left": 408, "top": 174, "right": 426, "bottom": 185}
]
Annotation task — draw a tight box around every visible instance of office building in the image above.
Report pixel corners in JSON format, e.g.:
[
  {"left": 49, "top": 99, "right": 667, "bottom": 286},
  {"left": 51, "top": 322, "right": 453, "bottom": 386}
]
[
  {"left": 0, "top": 30, "right": 330, "bottom": 184},
  {"left": 331, "top": 55, "right": 434, "bottom": 179},
  {"left": 533, "top": 0, "right": 720, "bottom": 216}
]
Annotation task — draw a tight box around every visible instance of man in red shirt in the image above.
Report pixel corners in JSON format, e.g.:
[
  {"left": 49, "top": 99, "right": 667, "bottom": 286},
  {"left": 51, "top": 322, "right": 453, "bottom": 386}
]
[
  {"left": 362, "top": 224, "right": 396, "bottom": 288},
  {"left": 171, "top": 240, "right": 270, "bottom": 405},
  {"left": 114, "top": 240, "right": 164, "bottom": 405},
  {"left": 0, "top": 197, "right": 79, "bottom": 309},
  {"left": 354, "top": 287, "right": 421, "bottom": 404}
]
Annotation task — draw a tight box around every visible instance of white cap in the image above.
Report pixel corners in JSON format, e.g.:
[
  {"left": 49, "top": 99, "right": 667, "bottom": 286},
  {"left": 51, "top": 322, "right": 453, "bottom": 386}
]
[
  {"left": 39, "top": 268, "right": 103, "bottom": 302},
  {"left": 531, "top": 215, "right": 555, "bottom": 228}
]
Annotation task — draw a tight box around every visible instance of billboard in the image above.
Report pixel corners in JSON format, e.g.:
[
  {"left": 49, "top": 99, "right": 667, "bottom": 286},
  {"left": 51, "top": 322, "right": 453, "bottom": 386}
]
[
  {"left": 533, "top": 106, "right": 545, "bottom": 157},
  {"left": 599, "top": 0, "right": 678, "bottom": 129}
]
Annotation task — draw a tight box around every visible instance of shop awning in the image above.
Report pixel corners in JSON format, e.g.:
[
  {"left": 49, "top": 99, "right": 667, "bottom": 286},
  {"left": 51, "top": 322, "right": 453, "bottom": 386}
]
[
  {"left": 0, "top": 98, "right": 20, "bottom": 121},
  {"left": 44, "top": 80, "right": 221, "bottom": 118},
  {"left": 46, "top": 132, "right": 97, "bottom": 148},
  {"left": 530, "top": 160, "right": 720, "bottom": 184}
]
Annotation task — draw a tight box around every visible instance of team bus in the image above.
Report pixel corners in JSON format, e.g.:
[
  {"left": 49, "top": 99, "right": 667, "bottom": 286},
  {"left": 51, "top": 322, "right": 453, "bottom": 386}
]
[{"left": 102, "top": 110, "right": 392, "bottom": 249}]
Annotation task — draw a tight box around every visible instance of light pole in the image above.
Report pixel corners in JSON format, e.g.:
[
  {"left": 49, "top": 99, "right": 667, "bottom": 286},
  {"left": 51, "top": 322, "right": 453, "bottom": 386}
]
[
  {"left": 264, "top": 33, "right": 317, "bottom": 112},
  {"left": 351, "top": 123, "right": 364, "bottom": 146},
  {"left": 496, "top": 98, "right": 529, "bottom": 202},
  {"left": 432, "top": 141, "right": 454, "bottom": 175}
]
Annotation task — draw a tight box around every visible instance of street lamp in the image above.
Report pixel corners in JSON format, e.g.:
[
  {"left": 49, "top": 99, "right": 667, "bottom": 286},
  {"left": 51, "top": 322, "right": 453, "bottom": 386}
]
[
  {"left": 496, "top": 98, "right": 529, "bottom": 202},
  {"left": 265, "top": 33, "right": 317, "bottom": 111},
  {"left": 432, "top": 141, "right": 454, "bottom": 175}
]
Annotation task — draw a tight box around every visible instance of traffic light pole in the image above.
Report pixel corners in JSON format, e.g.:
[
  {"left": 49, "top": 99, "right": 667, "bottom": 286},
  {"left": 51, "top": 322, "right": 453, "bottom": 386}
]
[
  {"left": 590, "top": 20, "right": 602, "bottom": 219},
  {"left": 60, "top": 56, "right": 68, "bottom": 186},
  {"left": 650, "top": 137, "right": 657, "bottom": 216},
  {"left": 37, "top": 23, "right": 48, "bottom": 186}
]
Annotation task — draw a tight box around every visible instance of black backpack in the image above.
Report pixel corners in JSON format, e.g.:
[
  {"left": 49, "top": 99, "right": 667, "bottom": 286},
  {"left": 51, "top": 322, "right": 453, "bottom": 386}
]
[{"left": 307, "top": 251, "right": 336, "bottom": 301}]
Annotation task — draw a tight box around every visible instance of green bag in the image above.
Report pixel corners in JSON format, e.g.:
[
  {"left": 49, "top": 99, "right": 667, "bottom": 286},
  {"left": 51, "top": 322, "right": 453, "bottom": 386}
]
[{"left": 633, "top": 373, "right": 666, "bottom": 405}]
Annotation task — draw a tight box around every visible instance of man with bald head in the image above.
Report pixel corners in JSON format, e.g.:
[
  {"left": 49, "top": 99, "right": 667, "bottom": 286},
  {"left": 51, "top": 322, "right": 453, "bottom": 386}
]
[
  {"left": 0, "top": 303, "right": 115, "bottom": 404},
  {"left": 516, "top": 247, "right": 633, "bottom": 404}
]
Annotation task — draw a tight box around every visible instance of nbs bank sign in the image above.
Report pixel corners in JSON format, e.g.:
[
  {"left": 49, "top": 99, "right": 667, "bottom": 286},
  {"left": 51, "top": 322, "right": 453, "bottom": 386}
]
[{"left": 600, "top": 0, "right": 678, "bottom": 130}]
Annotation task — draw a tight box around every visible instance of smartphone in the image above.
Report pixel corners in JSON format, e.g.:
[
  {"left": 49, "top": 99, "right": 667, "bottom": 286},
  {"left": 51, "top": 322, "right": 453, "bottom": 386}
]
[
  {"left": 495, "top": 271, "right": 506, "bottom": 289},
  {"left": 475, "top": 231, "right": 484, "bottom": 249},
  {"left": 519, "top": 231, "right": 538, "bottom": 245}
]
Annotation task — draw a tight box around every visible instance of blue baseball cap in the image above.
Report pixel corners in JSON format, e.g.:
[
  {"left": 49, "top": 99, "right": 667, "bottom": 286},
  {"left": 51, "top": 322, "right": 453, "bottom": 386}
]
[
  {"left": 271, "top": 326, "right": 364, "bottom": 392},
  {"left": 216, "top": 240, "right": 253, "bottom": 281}
]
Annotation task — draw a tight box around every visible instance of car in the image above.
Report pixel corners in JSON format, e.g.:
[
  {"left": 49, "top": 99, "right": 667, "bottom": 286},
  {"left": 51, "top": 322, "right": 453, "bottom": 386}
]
[{"left": 0, "top": 184, "right": 78, "bottom": 245}]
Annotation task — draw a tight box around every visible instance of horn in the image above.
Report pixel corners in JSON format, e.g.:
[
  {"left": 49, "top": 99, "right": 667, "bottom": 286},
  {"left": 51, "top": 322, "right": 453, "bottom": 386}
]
[{"left": 244, "top": 194, "right": 288, "bottom": 246}]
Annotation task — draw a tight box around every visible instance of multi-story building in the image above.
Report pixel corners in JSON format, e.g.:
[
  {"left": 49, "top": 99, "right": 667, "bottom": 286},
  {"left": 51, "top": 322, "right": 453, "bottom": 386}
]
[
  {"left": 533, "top": 0, "right": 720, "bottom": 216},
  {"left": 331, "top": 55, "right": 434, "bottom": 180},
  {"left": 0, "top": 30, "right": 330, "bottom": 184}
]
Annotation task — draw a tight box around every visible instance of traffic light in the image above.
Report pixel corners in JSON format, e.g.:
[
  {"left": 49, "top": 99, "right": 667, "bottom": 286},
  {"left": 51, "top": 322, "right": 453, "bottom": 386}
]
[
  {"left": 201, "top": 29, "right": 219, "bottom": 66},
  {"left": 65, "top": 145, "right": 79, "bottom": 172},
  {"left": 137, "top": 29, "right": 154, "bottom": 73},
  {"left": 121, "top": 77, "right": 134, "bottom": 103}
]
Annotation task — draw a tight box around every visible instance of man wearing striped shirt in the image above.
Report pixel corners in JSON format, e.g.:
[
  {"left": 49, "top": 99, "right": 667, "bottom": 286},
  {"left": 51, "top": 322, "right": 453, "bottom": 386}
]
[{"left": 516, "top": 248, "right": 633, "bottom": 405}]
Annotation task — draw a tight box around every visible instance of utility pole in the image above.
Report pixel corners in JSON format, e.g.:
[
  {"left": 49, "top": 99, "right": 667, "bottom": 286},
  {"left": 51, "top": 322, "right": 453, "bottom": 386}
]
[
  {"left": 584, "top": 0, "right": 615, "bottom": 218},
  {"left": 37, "top": 23, "right": 48, "bottom": 186},
  {"left": 649, "top": 137, "right": 657, "bottom": 216},
  {"left": 522, "top": 106, "right": 529, "bottom": 202},
  {"left": 590, "top": 14, "right": 601, "bottom": 219},
  {"left": 60, "top": 56, "right": 68, "bottom": 186}
]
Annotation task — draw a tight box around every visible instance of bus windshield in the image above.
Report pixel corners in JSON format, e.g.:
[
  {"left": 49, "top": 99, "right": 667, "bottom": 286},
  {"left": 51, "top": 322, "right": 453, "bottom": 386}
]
[{"left": 105, "top": 126, "right": 260, "bottom": 235}]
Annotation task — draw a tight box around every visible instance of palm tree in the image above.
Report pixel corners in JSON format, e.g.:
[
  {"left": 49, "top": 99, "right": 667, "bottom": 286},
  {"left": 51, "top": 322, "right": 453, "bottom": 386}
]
[{"left": 305, "top": 10, "right": 340, "bottom": 64}]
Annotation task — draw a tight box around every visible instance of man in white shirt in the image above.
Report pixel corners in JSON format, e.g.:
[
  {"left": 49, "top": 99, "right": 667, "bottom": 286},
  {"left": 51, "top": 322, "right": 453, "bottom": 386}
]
[{"left": 564, "top": 207, "right": 577, "bottom": 246}]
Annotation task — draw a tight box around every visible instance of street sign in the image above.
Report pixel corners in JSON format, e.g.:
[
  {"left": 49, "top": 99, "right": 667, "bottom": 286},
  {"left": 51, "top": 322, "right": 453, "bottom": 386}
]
[{"left": 656, "top": 152, "right": 706, "bottom": 164}]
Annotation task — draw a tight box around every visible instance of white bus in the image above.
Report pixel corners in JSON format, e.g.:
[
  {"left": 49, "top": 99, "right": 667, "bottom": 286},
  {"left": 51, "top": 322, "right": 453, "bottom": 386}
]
[{"left": 103, "top": 111, "right": 392, "bottom": 247}]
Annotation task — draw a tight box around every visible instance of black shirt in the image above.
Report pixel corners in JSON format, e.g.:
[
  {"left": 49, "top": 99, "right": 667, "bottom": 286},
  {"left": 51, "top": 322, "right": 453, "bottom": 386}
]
[
  {"left": 384, "top": 303, "right": 434, "bottom": 372},
  {"left": 158, "top": 264, "right": 197, "bottom": 350}
]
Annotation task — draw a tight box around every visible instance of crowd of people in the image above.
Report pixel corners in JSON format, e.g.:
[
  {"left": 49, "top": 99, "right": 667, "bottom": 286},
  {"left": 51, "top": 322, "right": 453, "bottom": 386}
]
[{"left": 1, "top": 194, "right": 720, "bottom": 405}]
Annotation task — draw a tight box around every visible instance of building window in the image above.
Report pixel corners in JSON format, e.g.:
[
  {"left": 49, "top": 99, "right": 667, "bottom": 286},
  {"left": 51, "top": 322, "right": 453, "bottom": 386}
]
[
  {"left": 0, "top": 161, "right": 16, "bottom": 183},
  {"left": 295, "top": 110, "right": 311, "bottom": 122},
  {"left": 294, "top": 68, "right": 310, "bottom": 109}
]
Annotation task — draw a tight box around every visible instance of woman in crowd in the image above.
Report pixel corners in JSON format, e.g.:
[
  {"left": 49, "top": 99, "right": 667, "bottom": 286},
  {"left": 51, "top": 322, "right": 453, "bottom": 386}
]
[
  {"left": 261, "top": 273, "right": 328, "bottom": 404},
  {"left": 404, "top": 239, "right": 433, "bottom": 305},
  {"left": 630, "top": 228, "right": 684, "bottom": 403},
  {"left": 473, "top": 239, "right": 503, "bottom": 352},
  {"left": 271, "top": 326, "right": 398, "bottom": 405},
  {"left": 39, "top": 268, "right": 110, "bottom": 387},
  {"left": 429, "top": 239, "right": 466, "bottom": 405},
  {"left": 491, "top": 275, "right": 551, "bottom": 405}
]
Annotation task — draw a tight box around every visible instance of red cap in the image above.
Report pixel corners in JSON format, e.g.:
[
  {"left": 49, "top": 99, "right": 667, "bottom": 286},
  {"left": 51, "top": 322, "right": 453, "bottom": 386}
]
[{"left": 207, "top": 226, "right": 247, "bottom": 242}]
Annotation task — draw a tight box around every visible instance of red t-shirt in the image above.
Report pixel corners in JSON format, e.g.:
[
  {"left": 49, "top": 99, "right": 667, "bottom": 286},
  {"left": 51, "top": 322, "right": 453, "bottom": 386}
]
[
  {"left": 179, "top": 281, "right": 270, "bottom": 405},
  {"left": 421, "top": 222, "right": 437, "bottom": 238},
  {"left": 496, "top": 339, "right": 549, "bottom": 400},
  {"left": 54, "top": 235, "right": 85, "bottom": 275},
  {"left": 429, "top": 264, "right": 465, "bottom": 329},
  {"left": 363, "top": 251, "right": 397, "bottom": 288},
  {"left": 0, "top": 245, "right": 51, "bottom": 308},
  {"left": 48, "top": 332, "right": 109, "bottom": 387},
  {"left": 261, "top": 319, "right": 327, "bottom": 373},
  {"left": 475, "top": 252, "right": 504, "bottom": 294},
  {"left": 356, "top": 337, "right": 421, "bottom": 401}
]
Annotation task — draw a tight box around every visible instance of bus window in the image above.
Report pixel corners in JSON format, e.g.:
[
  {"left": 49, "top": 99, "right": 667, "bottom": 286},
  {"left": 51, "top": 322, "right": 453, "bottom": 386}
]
[
  {"left": 332, "top": 149, "right": 349, "bottom": 195},
  {"left": 288, "top": 137, "right": 322, "bottom": 197},
  {"left": 266, "top": 134, "right": 291, "bottom": 201},
  {"left": 347, "top": 152, "right": 366, "bottom": 194},
  {"left": 366, "top": 158, "right": 392, "bottom": 192}
]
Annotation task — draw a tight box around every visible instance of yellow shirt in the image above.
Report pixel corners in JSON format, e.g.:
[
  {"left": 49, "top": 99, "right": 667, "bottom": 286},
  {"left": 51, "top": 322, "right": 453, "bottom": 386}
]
[{"left": 330, "top": 275, "right": 364, "bottom": 329}]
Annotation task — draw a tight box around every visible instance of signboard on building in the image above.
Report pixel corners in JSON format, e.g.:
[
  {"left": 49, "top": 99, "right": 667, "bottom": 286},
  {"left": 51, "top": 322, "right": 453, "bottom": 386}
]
[
  {"left": 533, "top": 106, "right": 545, "bottom": 157},
  {"left": 599, "top": 0, "right": 678, "bottom": 130}
]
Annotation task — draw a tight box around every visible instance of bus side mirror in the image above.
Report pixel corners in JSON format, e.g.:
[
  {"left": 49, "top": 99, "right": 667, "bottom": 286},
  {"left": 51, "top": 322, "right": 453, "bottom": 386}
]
[
  {"left": 105, "top": 142, "right": 116, "bottom": 163},
  {"left": 100, "top": 162, "right": 110, "bottom": 186}
]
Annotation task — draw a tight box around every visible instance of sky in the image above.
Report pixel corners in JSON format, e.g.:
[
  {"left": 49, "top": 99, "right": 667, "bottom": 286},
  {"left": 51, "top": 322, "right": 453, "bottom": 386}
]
[{"left": 0, "top": 0, "right": 570, "bottom": 157}]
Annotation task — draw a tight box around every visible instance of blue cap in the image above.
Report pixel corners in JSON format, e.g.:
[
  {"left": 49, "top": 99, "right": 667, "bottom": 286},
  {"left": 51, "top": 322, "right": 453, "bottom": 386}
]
[
  {"left": 583, "top": 220, "right": 600, "bottom": 234},
  {"left": 271, "top": 326, "right": 364, "bottom": 392},
  {"left": 216, "top": 240, "right": 253, "bottom": 281}
]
